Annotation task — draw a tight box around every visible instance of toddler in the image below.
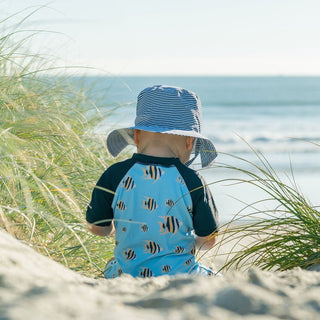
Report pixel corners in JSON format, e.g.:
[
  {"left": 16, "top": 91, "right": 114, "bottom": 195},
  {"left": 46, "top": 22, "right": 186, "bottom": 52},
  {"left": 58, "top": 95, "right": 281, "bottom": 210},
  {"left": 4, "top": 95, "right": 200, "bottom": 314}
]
[{"left": 86, "top": 85, "right": 219, "bottom": 278}]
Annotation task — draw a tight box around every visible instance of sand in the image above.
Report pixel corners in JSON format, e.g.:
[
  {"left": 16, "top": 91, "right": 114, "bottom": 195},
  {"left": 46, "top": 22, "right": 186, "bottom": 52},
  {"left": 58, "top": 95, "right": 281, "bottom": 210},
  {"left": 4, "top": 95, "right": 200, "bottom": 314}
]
[{"left": 1, "top": 230, "right": 320, "bottom": 320}]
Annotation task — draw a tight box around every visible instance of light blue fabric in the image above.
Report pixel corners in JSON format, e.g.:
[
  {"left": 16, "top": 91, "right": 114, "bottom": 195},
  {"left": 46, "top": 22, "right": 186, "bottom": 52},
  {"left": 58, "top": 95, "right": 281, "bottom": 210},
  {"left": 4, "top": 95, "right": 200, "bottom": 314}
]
[{"left": 103, "top": 162, "right": 214, "bottom": 278}]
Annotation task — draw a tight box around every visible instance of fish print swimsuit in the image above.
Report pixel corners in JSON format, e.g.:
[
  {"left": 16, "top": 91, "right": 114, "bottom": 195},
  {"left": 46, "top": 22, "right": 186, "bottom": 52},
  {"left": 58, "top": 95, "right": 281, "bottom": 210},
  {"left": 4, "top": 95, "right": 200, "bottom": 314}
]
[{"left": 86, "top": 154, "right": 219, "bottom": 278}]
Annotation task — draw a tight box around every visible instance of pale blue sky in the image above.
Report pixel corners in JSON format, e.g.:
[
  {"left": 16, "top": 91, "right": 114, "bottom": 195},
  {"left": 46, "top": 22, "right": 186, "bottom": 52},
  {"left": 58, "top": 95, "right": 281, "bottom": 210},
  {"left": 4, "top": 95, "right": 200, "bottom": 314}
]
[{"left": 3, "top": 0, "right": 320, "bottom": 75}]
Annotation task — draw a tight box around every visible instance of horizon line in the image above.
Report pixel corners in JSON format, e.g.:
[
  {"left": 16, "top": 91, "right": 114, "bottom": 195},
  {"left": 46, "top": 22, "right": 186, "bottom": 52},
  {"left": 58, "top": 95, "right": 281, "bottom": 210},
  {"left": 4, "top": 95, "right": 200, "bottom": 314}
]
[{"left": 56, "top": 72, "right": 320, "bottom": 78}]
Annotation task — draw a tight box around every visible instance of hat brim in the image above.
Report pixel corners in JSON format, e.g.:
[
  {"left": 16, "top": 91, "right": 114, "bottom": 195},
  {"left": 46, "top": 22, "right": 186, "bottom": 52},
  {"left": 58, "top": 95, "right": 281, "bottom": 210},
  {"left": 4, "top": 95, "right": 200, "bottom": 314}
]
[{"left": 106, "top": 127, "right": 217, "bottom": 168}]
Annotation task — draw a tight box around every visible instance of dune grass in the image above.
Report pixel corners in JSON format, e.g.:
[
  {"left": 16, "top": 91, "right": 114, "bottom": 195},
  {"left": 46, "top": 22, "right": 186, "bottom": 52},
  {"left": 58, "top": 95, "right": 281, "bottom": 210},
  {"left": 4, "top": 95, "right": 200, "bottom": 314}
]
[
  {"left": 0, "top": 11, "right": 116, "bottom": 277},
  {"left": 210, "top": 147, "right": 320, "bottom": 271},
  {"left": 2, "top": 8, "right": 319, "bottom": 278}
]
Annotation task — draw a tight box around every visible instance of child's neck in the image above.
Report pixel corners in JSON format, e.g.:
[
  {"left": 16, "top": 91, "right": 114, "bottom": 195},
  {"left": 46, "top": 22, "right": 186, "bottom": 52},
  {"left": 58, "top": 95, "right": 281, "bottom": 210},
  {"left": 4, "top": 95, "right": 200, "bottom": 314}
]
[{"left": 138, "top": 145, "right": 177, "bottom": 158}]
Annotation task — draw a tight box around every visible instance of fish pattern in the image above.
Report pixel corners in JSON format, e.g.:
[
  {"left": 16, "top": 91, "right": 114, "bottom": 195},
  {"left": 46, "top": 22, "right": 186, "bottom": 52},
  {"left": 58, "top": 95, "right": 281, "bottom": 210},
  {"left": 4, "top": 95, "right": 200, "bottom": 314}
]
[
  {"left": 122, "top": 176, "right": 136, "bottom": 191},
  {"left": 165, "top": 199, "right": 175, "bottom": 207},
  {"left": 142, "top": 197, "right": 158, "bottom": 212},
  {"left": 185, "top": 258, "right": 193, "bottom": 266},
  {"left": 175, "top": 246, "right": 185, "bottom": 254},
  {"left": 139, "top": 267, "right": 153, "bottom": 278},
  {"left": 116, "top": 200, "right": 126, "bottom": 211},
  {"left": 123, "top": 249, "right": 136, "bottom": 260},
  {"left": 109, "top": 162, "right": 203, "bottom": 278},
  {"left": 140, "top": 224, "right": 149, "bottom": 232},
  {"left": 143, "top": 165, "right": 164, "bottom": 181},
  {"left": 161, "top": 265, "right": 172, "bottom": 273},
  {"left": 144, "top": 240, "right": 161, "bottom": 254},
  {"left": 159, "top": 216, "right": 182, "bottom": 235}
]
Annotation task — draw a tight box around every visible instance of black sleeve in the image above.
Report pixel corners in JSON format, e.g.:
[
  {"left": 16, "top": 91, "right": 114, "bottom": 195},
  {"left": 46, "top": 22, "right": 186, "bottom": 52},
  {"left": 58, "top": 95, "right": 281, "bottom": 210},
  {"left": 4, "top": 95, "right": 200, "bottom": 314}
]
[
  {"left": 190, "top": 174, "right": 219, "bottom": 236},
  {"left": 176, "top": 164, "right": 219, "bottom": 236},
  {"left": 86, "top": 159, "right": 134, "bottom": 226}
]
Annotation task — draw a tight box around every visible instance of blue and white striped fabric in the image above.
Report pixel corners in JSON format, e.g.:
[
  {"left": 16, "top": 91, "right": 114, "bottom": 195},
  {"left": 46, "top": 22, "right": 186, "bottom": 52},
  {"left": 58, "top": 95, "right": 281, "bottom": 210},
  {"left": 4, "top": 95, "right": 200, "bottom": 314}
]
[
  {"left": 106, "top": 85, "right": 217, "bottom": 168},
  {"left": 135, "top": 85, "right": 201, "bottom": 133}
]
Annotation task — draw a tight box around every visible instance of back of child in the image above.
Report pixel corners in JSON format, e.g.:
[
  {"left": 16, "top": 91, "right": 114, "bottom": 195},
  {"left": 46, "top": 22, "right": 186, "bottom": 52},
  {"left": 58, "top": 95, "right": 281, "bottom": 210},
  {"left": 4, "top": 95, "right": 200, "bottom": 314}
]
[{"left": 86, "top": 85, "right": 219, "bottom": 278}]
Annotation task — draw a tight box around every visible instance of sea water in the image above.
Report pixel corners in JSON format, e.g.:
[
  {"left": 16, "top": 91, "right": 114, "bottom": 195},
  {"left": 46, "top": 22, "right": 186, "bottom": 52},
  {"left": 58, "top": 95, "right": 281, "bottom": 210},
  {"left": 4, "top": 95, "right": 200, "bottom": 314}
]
[{"left": 81, "top": 76, "right": 320, "bottom": 223}]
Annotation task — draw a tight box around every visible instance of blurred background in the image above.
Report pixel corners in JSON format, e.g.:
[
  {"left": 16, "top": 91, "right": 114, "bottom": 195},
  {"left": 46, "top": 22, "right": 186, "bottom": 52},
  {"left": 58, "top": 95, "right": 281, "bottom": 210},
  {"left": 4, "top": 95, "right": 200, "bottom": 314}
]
[{"left": 3, "top": 0, "right": 320, "bottom": 223}]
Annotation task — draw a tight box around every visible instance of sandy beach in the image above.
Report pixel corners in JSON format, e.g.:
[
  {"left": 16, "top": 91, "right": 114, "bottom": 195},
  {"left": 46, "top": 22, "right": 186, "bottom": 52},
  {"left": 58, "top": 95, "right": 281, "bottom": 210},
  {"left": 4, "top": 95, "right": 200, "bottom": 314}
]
[{"left": 1, "top": 230, "right": 320, "bottom": 320}]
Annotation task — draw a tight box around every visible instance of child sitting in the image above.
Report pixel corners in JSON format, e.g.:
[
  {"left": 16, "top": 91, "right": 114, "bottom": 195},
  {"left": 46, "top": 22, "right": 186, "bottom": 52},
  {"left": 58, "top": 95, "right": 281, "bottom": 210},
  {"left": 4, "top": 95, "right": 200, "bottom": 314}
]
[{"left": 86, "top": 85, "right": 219, "bottom": 278}]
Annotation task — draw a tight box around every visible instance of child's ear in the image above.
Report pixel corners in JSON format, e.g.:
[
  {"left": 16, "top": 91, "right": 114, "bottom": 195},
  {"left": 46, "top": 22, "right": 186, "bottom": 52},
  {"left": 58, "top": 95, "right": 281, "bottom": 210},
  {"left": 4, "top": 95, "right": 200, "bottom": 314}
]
[
  {"left": 186, "top": 137, "right": 195, "bottom": 151},
  {"left": 134, "top": 129, "right": 140, "bottom": 146}
]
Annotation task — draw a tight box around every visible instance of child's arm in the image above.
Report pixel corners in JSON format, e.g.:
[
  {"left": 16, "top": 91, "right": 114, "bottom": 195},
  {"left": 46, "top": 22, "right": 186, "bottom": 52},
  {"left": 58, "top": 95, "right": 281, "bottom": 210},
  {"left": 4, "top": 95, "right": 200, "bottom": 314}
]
[
  {"left": 195, "top": 232, "right": 218, "bottom": 250},
  {"left": 87, "top": 221, "right": 115, "bottom": 237}
]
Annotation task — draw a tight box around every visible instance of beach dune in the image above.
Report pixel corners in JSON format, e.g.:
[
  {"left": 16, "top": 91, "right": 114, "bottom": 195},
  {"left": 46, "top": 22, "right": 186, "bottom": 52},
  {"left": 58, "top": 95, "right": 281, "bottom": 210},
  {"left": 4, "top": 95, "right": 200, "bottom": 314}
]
[{"left": 1, "top": 230, "right": 320, "bottom": 320}]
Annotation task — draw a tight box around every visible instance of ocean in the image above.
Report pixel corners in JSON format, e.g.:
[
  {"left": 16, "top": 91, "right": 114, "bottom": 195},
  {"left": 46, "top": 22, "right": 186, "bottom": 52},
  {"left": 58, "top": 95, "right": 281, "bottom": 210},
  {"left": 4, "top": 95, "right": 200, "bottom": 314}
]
[{"left": 82, "top": 76, "right": 320, "bottom": 223}]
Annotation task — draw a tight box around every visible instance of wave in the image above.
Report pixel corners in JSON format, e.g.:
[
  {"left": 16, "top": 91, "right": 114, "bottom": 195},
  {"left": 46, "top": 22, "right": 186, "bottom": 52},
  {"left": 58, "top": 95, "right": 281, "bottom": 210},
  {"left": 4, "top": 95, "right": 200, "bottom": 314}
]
[
  {"left": 208, "top": 134, "right": 320, "bottom": 154},
  {"left": 203, "top": 101, "right": 320, "bottom": 108}
]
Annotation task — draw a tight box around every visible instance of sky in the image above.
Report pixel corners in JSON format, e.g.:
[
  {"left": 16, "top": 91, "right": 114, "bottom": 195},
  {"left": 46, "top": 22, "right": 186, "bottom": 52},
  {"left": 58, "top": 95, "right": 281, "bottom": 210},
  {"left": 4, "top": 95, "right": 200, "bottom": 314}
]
[{"left": 2, "top": 0, "right": 320, "bottom": 75}]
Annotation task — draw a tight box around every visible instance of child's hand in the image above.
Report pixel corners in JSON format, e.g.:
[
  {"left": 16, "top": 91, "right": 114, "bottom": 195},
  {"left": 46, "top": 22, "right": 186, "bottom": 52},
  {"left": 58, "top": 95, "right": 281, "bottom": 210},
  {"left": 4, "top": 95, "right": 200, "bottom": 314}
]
[
  {"left": 87, "top": 221, "right": 115, "bottom": 237},
  {"left": 195, "top": 232, "right": 218, "bottom": 250}
]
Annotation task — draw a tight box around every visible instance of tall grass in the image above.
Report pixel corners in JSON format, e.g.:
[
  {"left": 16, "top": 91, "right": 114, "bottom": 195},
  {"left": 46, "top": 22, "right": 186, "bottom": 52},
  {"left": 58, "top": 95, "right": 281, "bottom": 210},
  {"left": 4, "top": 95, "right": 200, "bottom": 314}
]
[
  {"left": 0, "top": 10, "right": 116, "bottom": 277},
  {"left": 212, "top": 146, "right": 320, "bottom": 271},
  {"left": 2, "top": 9, "right": 319, "bottom": 278}
]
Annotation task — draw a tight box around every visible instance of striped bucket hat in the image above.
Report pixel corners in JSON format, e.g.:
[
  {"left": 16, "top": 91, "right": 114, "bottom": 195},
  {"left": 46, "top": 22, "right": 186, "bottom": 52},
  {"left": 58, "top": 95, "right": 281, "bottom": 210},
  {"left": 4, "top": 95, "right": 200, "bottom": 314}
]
[{"left": 106, "top": 85, "right": 217, "bottom": 168}]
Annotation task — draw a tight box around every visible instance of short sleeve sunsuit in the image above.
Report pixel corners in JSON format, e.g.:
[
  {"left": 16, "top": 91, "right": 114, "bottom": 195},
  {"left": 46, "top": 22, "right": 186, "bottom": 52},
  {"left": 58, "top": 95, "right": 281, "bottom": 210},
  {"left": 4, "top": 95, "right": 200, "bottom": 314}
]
[{"left": 86, "top": 153, "right": 219, "bottom": 278}]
